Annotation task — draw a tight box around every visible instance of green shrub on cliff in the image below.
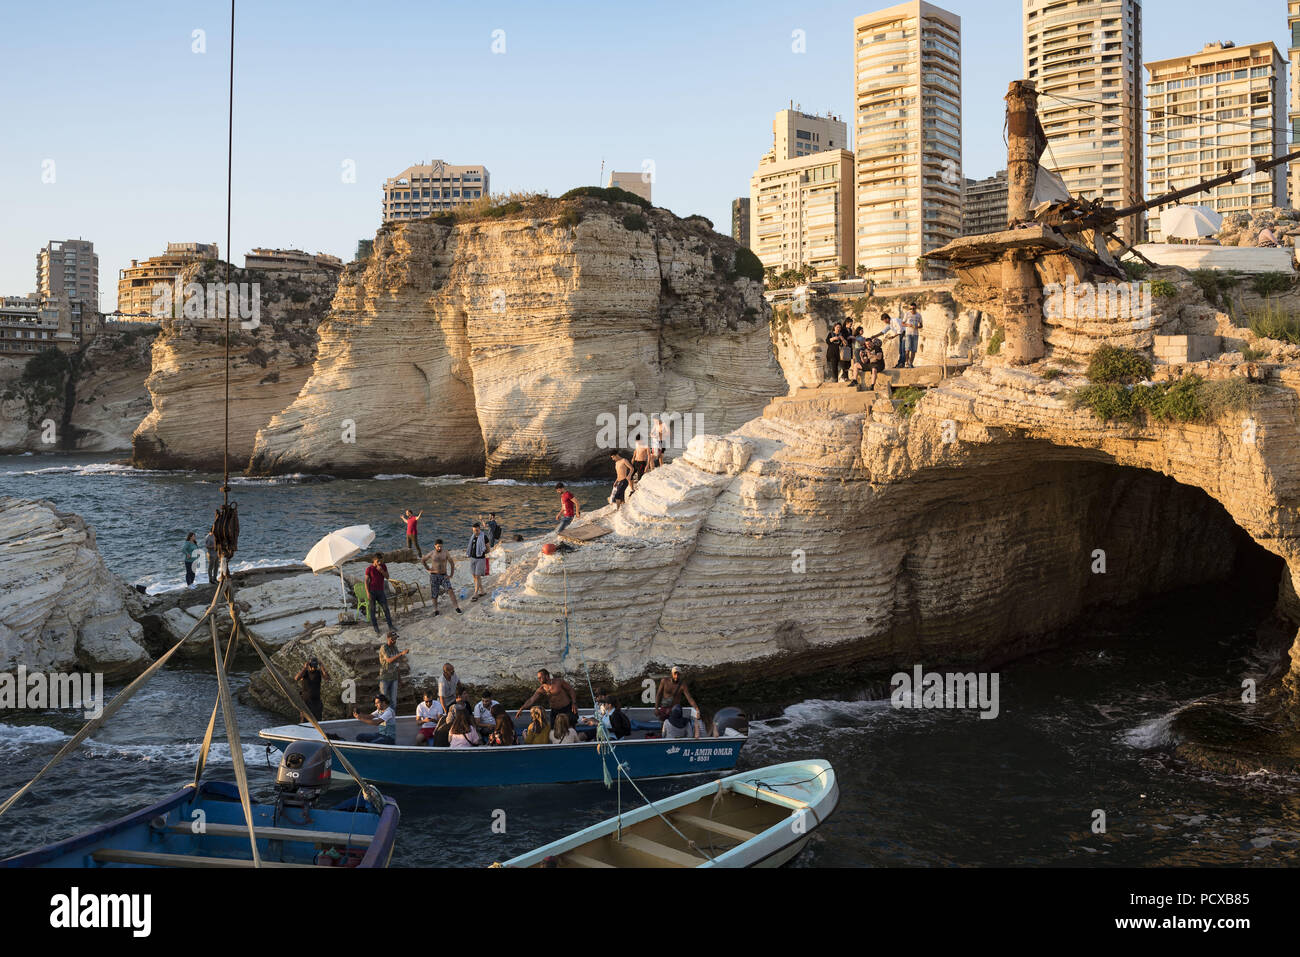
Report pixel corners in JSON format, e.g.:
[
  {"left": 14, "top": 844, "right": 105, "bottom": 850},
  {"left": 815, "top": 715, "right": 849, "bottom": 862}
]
[
  {"left": 1246, "top": 302, "right": 1300, "bottom": 344},
  {"left": 732, "top": 247, "right": 765, "bottom": 283},
  {"left": 622, "top": 213, "right": 649, "bottom": 232},
  {"left": 1190, "top": 269, "right": 1238, "bottom": 307},
  {"left": 1250, "top": 272, "right": 1294, "bottom": 297},
  {"left": 1072, "top": 374, "right": 1262, "bottom": 425},
  {"left": 1149, "top": 279, "right": 1177, "bottom": 299},
  {"left": 893, "top": 386, "right": 925, "bottom": 417},
  {"left": 559, "top": 185, "right": 651, "bottom": 209},
  {"left": 987, "top": 326, "right": 1004, "bottom": 355},
  {"left": 1086, "top": 345, "right": 1152, "bottom": 385}
]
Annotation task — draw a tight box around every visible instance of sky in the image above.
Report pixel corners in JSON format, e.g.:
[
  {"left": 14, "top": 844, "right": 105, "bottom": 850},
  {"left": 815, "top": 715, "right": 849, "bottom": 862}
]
[{"left": 0, "top": 0, "right": 1293, "bottom": 303}]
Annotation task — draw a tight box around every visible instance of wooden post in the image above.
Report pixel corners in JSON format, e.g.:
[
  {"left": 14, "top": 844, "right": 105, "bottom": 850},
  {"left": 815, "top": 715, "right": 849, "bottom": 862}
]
[{"left": 1005, "top": 80, "right": 1040, "bottom": 226}]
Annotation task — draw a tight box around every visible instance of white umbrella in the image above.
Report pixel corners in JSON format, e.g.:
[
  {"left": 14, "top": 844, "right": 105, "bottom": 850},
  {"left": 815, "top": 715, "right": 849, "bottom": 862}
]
[
  {"left": 1162, "top": 205, "right": 1222, "bottom": 241},
  {"left": 304, "top": 524, "right": 376, "bottom": 606}
]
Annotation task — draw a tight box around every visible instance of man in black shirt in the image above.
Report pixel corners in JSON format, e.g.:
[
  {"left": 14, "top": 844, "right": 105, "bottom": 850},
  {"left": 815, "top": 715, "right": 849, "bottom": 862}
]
[{"left": 294, "top": 657, "right": 330, "bottom": 722}]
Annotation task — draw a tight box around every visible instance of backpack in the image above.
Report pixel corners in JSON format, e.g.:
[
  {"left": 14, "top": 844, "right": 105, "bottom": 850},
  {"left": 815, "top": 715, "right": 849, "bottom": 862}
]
[{"left": 609, "top": 708, "right": 631, "bottom": 739}]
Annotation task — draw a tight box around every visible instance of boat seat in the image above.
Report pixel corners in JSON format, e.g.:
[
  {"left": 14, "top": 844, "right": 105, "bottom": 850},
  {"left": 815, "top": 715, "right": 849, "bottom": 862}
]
[
  {"left": 561, "top": 851, "right": 615, "bottom": 868},
  {"left": 671, "top": 812, "right": 757, "bottom": 843},
  {"left": 91, "top": 849, "right": 319, "bottom": 868},
  {"left": 616, "top": 833, "right": 706, "bottom": 868},
  {"left": 166, "top": 822, "right": 373, "bottom": 846}
]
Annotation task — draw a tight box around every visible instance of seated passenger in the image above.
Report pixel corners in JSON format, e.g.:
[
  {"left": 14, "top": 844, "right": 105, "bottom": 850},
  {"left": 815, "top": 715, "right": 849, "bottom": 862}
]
[
  {"left": 577, "top": 695, "right": 630, "bottom": 740},
  {"left": 487, "top": 704, "right": 516, "bottom": 746},
  {"left": 415, "top": 690, "right": 445, "bottom": 745},
  {"left": 353, "top": 694, "right": 397, "bottom": 744},
  {"left": 447, "top": 711, "right": 480, "bottom": 748},
  {"left": 549, "top": 711, "right": 579, "bottom": 744},
  {"left": 523, "top": 707, "right": 550, "bottom": 745},
  {"left": 474, "top": 690, "right": 501, "bottom": 738},
  {"left": 662, "top": 705, "right": 701, "bottom": 740}
]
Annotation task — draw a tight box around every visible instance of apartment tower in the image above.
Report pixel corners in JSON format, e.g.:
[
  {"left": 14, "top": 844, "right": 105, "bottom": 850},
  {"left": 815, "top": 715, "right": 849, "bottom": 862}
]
[
  {"left": 1024, "top": 0, "right": 1144, "bottom": 244},
  {"left": 853, "top": 2, "right": 962, "bottom": 285},
  {"left": 1146, "top": 42, "right": 1287, "bottom": 241},
  {"left": 1289, "top": 2, "right": 1300, "bottom": 208},
  {"left": 382, "top": 161, "right": 489, "bottom": 222}
]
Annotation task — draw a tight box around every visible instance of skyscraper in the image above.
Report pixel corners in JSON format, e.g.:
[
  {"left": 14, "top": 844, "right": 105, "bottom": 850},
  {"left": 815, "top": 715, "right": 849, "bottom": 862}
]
[
  {"left": 1024, "top": 0, "right": 1144, "bottom": 244},
  {"left": 853, "top": 1, "right": 962, "bottom": 285},
  {"left": 36, "top": 239, "right": 98, "bottom": 309},
  {"left": 1146, "top": 42, "right": 1287, "bottom": 241},
  {"left": 731, "top": 197, "right": 751, "bottom": 248},
  {"left": 1288, "top": 1, "right": 1300, "bottom": 208}
]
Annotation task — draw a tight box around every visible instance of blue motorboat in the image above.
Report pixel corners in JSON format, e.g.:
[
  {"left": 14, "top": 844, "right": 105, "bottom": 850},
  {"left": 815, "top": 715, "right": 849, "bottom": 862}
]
[{"left": 260, "top": 707, "right": 748, "bottom": 787}]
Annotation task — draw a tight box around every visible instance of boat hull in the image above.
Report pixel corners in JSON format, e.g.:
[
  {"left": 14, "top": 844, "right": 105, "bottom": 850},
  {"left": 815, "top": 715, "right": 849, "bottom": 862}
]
[
  {"left": 1, "top": 781, "right": 399, "bottom": 869},
  {"left": 259, "top": 712, "right": 746, "bottom": 788}
]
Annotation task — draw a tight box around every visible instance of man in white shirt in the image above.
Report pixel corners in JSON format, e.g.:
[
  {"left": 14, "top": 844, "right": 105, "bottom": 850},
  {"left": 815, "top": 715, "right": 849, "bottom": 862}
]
[
  {"left": 353, "top": 694, "right": 397, "bottom": 744},
  {"left": 473, "top": 691, "right": 500, "bottom": 737},
  {"left": 901, "top": 304, "right": 923, "bottom": 369},
  {"left": 437, "top": 663, "right": 459, "bottom": 712},
  {"left": 416, "top": 690, "right": 445, "bottom": 744}
]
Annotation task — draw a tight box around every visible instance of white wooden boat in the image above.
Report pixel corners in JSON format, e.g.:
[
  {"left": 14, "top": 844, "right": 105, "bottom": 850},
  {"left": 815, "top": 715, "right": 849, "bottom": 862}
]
[{"left": 495, "top": 759, "right": 837, "bottom": 868}]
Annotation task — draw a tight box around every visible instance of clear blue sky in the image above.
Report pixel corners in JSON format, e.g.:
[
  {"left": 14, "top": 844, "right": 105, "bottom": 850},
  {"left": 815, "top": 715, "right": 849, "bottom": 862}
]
[{"left": 0, "top": 0, "right": 1291, "bottom": 303}]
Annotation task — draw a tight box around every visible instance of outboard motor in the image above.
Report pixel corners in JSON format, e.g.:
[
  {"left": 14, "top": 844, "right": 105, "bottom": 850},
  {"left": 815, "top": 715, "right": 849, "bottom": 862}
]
[
  {"left": 711, "top": 706, "right": 748, "bottom": 738},
  {"left": 274, "top": 740, "right": 333, "bottom": 812}
]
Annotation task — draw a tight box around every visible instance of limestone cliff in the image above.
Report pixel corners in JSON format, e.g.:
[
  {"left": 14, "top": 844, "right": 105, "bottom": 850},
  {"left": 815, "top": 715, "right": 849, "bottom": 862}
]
[
  {"left": 0, "top": 498, "right": 151, "bottom": 679},
  {"left": 0, "top": 327, "right": 155, "bottom": 453},
  {"left": 132, "top": 261, "right": 336, "bottom": 470},
  {"left": 249, "top": 196, "right": 784, "bottom": 478}
]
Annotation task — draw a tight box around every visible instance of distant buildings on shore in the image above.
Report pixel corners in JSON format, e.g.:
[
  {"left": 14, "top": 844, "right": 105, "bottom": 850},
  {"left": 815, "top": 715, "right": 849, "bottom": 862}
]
[
  {"left": 731, "top": 197, "right": 750, "bottom": 248},
  {"left": 963, "top": 170, "right": 1009, "bottom": 237},
  {"left": 116, "top": 242, "right": 220, "bottom": 320},
  {"left": 382, "top": 160, "right": 488, "bottom": 222},
  {"left": 244, "top": 248, "right": 343, "bottom": 274}
]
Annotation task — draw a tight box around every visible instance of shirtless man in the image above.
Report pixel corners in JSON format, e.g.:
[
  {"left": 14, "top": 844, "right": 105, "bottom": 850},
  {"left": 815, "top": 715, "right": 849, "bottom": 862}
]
[
  {"left": 631, "top": 438, "right": 651, "bottom": 484},
  {"left": 420, "top": 539, "right": 462, "bottom": 615},
  {"left": 651, "top": 416, "right": 669, "bottom": 467},
  {"left": 656, "top": 666, "right": 700, "bottom": 719},
  {"left": 608, "top": 451, "right": 634, "bottom": 508},
  {"left": 515, "top": 669, "right": 578, "bottom": 727}
]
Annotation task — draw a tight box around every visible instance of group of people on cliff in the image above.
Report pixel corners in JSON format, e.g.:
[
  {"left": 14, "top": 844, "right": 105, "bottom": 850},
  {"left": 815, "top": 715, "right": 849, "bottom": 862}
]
[{"left": 825, "top": 303, "right": 924, "bottom": 385}]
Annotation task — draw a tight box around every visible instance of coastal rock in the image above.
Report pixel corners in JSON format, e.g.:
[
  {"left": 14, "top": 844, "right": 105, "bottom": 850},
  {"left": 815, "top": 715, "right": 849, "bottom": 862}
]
[
  {"left": 0, "top": 498, "right": 150, "bottom": 679},
  {"left": 132, "top": 262, "right": 337, "bottom": 470},
  {"left": 249, "top": 196, "right": 784, "bottom": 479}
]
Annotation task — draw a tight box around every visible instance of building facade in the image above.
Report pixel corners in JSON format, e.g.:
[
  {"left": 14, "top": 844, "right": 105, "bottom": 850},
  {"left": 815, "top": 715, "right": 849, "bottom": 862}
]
[
  {"left": 117, "top": 242, "right": 220, "bottom": 320},
  {"left": 1024, "top": 0, "right": 1144, "bottom": 244},
  {"left": 0, "top": 295, "right": 79, "bottom": 356},
  {"left": 244, "top": 248, "right": 344, "bottom": 273},
  {"left": 750, "top": 149, "right": 855, "bottom": 279},
  {"left": 1289, "top": 1, "right": 1300, "bottom": 208},
  {"left": 606, "top": 171, "right": 652, "bottom": 204},
  {"left": 36, "top": 239, "right": 98, "bottom": 311},
  {"left": 773, "top": 106, "right": 849, "bottom": 161},
  {"left": 731, "top": 197, "right": 751, "bottom": 248},
  {"left": 963, "top": 170, "right": 1010, "bottom": 236},
  {"left": 854, "top": 1, "right": 962, "bottom": 284},
  {"left": 382, "top": 161, "right": 488, "bottom": 222},
  {"left": 1146, "top": 41, "right": 1288, "bottom": 241}
]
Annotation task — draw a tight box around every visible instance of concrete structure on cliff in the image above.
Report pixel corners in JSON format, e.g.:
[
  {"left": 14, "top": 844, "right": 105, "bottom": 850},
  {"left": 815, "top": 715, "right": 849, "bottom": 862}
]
[
  {"left": 605, "top": 171, "right": 652, "bottom": 204},
  {"left": 382, "top": 160, "right": 488, "bottom": 222},
  {"left": 854, "top": 1, "right": 962, "bottom": 284},
  {"left": 244, "top": 248, "right": 343, "bottom": 274},
  {"left": 1145, "top": 41, "right": 1287, "bottom": 242},
  {"left": 0, "top": 296, "right": 78, "bottom": 356},
  {"left": 117, "top": 242, "right": 219, "bottom": 320},
  {"left": 1024, "top": 0, "right": 1144, "bottom": 245}
]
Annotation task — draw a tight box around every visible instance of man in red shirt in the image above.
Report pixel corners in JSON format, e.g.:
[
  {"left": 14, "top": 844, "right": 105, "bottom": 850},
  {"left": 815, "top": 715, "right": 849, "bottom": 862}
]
[
  {"left": 400, "top": 509, "right": 422, "bottom": 556},
  {"left": 554, "top": 483, "right": 580, "bottom": 535},
  {"left": 364, "top": 554, "right": 395, "bottom": 635}
]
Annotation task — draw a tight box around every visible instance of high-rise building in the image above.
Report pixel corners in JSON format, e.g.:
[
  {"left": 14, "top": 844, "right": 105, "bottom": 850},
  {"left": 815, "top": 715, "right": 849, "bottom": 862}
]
[
  {"left": 772, "top": 106, "right": 849, "bottom": 161},
  {"left": 963, "top": 170, "right": 1010, "bottom": 236},
  {"left": 853, "top": 1, "right": 962, "bottom": 284},
  {"left": 37, "top": 239, "right": 98, "bottom": 309},
  {"left": 1024, "top": 0, "right": 1144, "bottom": 244},
  {"left": 1146, "top": 41, "right": 1287, "bottom": 241},
  {"left": 117, "top": 242, "right": 220, "bottom": 320},
  {"left": 731, "top": 197, "right": 751, "bottom": 248},
  {"left": 750, "top": 150, "right": 855, "bottom": 279},
  {"left": 1288, "top": 2, "right": 1300, "bottom": 208},
  {"left": 382, "top": 160, "right": 489, "bottom": 222},
  {"left": 605, "top": 170, "right": 652, "bottom": 204}
]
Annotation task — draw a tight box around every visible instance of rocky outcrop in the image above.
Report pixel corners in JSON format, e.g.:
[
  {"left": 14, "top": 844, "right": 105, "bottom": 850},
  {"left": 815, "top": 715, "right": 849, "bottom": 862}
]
[
  {"left": 0, "top": 327, "right": 155, "bottom": 453},
  {"left": 1217, "top": 207, "right": 1300, "bottom": 248},
  {"left": 0, "top": 498, "right": 151, "bottom": 679},
  {"left": 249, "top": 196, "right": 784, "bottom": 479},
  {"left": 132, "top": 261, "right": 337, "bottom": 470}
]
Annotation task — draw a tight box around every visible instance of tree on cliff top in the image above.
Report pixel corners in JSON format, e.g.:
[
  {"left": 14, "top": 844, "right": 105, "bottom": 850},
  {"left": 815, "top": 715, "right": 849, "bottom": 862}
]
[{"left": 559, "top": 185, "right": 651, "bottom": 209}]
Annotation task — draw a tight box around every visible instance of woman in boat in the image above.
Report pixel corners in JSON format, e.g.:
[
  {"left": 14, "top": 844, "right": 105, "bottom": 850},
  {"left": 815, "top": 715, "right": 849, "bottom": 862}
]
[
  {"left": 661, "top": 704, "right": 700, "bottom": 740},
  {"left": 549, "top": 712, "right": 579, "bottom": 744},
  {"left": 447, "top": 710, "right": 480, "bottom": 748},
  {"left": 523, "top": 707, "right": 550, "bottom": 745},
  {"left": 487, "top": 704, "right": 516, "bottom": 746}
]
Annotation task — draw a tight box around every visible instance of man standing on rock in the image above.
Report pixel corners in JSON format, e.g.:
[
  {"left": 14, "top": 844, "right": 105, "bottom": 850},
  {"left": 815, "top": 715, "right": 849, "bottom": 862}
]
[
  {"left": 466, "top": 521, "right": 491, "bottom": 601},
  {"left": 609, "top": 451, "right": 634, "bottom": 508},
  {"left": 400, "top": 509, "right": 423, "bottom": 556},
  {"left": 365, "top": 554, "right": 395, "bottom": 634},
  {"left": 486, "top": 512, "right": 502, "bottom": 547},
  {"left": 421, "top": 539, "right": 462, "bottom": 615},
  {"left": 555, "top": 483, "right": 580, "bottom": 535},
  {"left": 902, "top": 304, "right": 923, "bottom": 369},
  {"left": 204, "top": 525, "right": 218, "bottom": 585},
  {"left": 377, "top": 631, "right": 408, "bottom": 707},
  {"left": 294, "top": 657, "right": 330, "bottom": 722}
]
